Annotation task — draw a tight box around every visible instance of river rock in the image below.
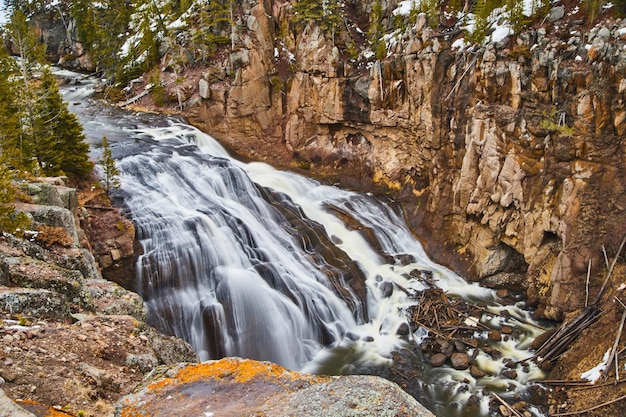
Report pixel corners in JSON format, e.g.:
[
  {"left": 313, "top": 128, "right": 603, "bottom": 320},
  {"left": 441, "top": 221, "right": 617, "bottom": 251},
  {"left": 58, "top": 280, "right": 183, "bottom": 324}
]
[
  {"left": 431, "top": 353, "right": 447, "bottom": 367},
  {"left": 470, "top": 365, "right": 486, "bottom": 378},
  {"left": 450, "top": 352, "right": 471, "bottom": 370},
  {"left": 115, "top": 358, "right": 435, "bottom": 417},
  {"left": 488, "top": 330, "right": 502, "bottom": 341}
]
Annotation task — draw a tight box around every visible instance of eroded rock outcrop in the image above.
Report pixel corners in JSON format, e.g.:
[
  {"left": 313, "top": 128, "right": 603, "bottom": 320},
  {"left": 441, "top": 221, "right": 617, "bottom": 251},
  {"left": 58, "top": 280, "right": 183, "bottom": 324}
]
[
  {"left": 0, "top": 181, "right": 198, "bottom": 417},
  {"left": 115, "top": 357, "right": 434, "bottom": 417}
]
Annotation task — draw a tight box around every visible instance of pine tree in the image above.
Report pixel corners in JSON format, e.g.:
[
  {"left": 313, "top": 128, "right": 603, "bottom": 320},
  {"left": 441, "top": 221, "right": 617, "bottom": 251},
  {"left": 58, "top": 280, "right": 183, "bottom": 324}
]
[
  {"left": 292, "top": 0, "right": 342, "bottom": 36},
  {"left": 71, "top": 0, "right": 132, "bottom": 75},
  {"left": 187, "top": 0, "right": 233, "bottom": 63},
  {"left": 98, "top": 136, "right": 120, "bottom": 192},
  {"left": 35, "top": 67, "right": 93, "bottom": 178},
  {"left": 2, "top": 12, "right": 93, "bottom": 180},
  {"left": 4, "top": 9, "right": 47, "bottom": 172},
  {"left": 0, "top": 165, "right": 31, "bottom": 235},
  {"left": 0, "top": 46, "right": 23, "bottom": 170},
  {"left": 369, "top": 0, "right": 386, "bottom": 60}
]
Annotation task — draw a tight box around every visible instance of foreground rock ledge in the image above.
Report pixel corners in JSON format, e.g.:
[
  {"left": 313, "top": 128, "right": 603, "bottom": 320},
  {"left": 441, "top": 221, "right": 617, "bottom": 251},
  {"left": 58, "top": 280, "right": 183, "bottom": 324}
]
[{"left": 115, "top": 358, "right": 434, "bottom": 417}]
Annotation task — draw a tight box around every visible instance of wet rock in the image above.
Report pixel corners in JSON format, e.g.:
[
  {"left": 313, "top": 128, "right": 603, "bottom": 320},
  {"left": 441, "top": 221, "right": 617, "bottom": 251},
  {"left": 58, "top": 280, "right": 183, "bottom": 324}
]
[
  {"left": 450, "top": 352, "right": 471, "bottom": 370},
  {"left": 500, "top": 368, "right": 518, "bottom": 379},
  {"left": 114, "top": 359, "right": 435, "bottom": 417},
  {"left": 531, "top": 328, "right": 556, "bottom": 350},
  {"left": 438, "top": 339, "right": 454, "bottom": 357},
  {"left": 505, "top": 359, "right": 518, "bottom": 369},
  {"left": 470, "top": 365, "right": 486, "bottom": 378},
  {"left": 482, "top": 272, "right": 527, "bottom": 292},
  {"left": 488, "top": 349, "right": 502, "bottom": 360},
  {"left": 488, "top": 330, "right": 502, "bottom": 341},
  {"left": 430, "top": 353, "right": 447, "bottom": 367},
  {"left": 396, "top": 322, "right": 410, "bottom": 337},
  {"left": 379, "top": 281, "right": 394, "bottom": 298},
  {"left": 453, "top": 340, "right": 467, "bottom": 353}
]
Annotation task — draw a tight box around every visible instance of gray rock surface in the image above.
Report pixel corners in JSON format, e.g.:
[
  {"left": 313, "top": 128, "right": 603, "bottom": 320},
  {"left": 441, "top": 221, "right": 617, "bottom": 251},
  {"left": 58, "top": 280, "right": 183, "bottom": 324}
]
[
  {"left": 115, "top": 358, "right": 435, "bottom": 417},
  {"left": 0, "top": 389, "right": 36, "bottom": 417}
]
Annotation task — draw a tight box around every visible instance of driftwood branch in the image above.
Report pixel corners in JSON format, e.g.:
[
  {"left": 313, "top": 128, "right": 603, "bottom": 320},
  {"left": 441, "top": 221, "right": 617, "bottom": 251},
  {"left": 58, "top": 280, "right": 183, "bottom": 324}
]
[
  {"left": 530, "top": 306, "right": 601, "bottom": 366},
  {"left": 604, "top": 308, "right": 626, "bottom": 382},
  {"left": 594, "top": 234, "right": 626, "bottom": 305},
  {"left": 585, "top": 259, "right": 591, "bottom": 308},
  {"left": 492, "top": 393, "right": 523, "bottom": 417}
]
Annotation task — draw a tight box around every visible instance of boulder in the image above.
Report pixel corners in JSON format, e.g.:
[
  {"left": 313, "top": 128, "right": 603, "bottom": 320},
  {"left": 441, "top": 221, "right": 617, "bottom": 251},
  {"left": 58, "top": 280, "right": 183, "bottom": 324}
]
[
  {"left": 115, "top": 358, "right": 435, "bottom": 417},
  {"left": 0, "top": 287, "right": 71, "bottom": 320},
  {"left": 87, "top": 279, "right": 146, "bottom": 321},
  {"left": 17, "top": 204, "right": 79, "bottom": 246}
]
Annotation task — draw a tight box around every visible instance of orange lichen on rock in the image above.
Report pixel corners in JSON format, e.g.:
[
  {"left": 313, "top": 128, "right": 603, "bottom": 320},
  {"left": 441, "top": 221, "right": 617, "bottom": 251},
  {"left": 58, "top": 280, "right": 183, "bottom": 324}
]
[
  {"left": 146, "top": 358, "right": 326, "bottom": 393},
  {"left": 16, "top": 399, "right": 74, "bottom": 417}
]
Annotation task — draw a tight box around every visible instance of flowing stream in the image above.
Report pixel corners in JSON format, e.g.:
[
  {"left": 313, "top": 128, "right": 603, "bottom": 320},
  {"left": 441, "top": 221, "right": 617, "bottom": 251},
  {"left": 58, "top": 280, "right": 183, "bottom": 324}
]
[{"left": 62, "top": 73, "right": 547, "bottom": 417}]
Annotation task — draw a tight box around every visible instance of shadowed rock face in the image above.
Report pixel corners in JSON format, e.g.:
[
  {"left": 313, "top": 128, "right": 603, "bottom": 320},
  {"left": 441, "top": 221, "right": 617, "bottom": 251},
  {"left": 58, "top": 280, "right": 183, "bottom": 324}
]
[{"left": 115, "top": 358, "right": 435, "bottom": 417}]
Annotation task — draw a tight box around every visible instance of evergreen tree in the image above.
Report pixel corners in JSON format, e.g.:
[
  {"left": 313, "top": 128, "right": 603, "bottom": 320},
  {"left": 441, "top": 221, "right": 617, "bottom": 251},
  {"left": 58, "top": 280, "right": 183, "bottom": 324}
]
[
  {"left": 0, "top": 165, "right": 31, "bottom": 235},
  {"left": 35, "top": 67, "right": 93, "bottom": 178},
  {"left": 186, "top": 0, "right": 233, "bottom": 63},
  {"left": 4, "top": 9, "right": 46, "bottom": 172},
  {"left": 369, "top": 0, "right": 386, "bottom": 60},
  {"left": 0, "top": 46, "right": 23, "bottom": 170},
  {"left": 98, "top": 136, "right": 120, "bottom": 192},
  {"left": 292, "top": 0, "right": 342, "bottom": 36},
  {"left": 3, "top": 0, "right": 45, "bottom": 16},
  {"left": 71, "top": 0, "right": 132, "bottom": 75},
  {"left": 1, "top": 11, "right": 93, "bottom": 180}
]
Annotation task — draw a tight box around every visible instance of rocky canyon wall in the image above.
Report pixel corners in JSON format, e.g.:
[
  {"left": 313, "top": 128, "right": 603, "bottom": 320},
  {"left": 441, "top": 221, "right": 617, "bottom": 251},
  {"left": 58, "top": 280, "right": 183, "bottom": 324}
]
[
  {"left": 183, "top": 0, "right": 626, "bottom": 320},
  {"left": 38, "top": 0, "right": 626, "bottom": 320}
]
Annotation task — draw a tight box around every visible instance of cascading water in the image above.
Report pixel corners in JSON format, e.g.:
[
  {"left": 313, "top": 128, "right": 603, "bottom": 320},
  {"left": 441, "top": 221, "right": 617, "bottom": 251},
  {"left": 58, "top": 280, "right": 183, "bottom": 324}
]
[{"left": 62, "top": 73, "right": 547, "bottom": 417}]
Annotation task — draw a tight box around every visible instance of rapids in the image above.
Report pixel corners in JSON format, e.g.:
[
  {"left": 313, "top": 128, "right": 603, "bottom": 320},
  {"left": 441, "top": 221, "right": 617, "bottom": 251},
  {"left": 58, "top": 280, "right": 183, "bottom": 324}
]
[{"left": 62, "top": 73, "right": 547, "bottom": 417}]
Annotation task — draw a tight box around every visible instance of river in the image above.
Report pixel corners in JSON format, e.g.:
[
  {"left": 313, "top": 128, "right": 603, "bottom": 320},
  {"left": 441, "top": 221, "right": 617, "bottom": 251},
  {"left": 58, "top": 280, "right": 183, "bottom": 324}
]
[{"left": 61, "top": 71, "right": 547, "bottom": 417}]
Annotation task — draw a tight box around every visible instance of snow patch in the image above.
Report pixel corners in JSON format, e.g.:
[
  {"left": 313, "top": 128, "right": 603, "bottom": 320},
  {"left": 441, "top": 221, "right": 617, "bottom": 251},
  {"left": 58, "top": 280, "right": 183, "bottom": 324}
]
[
  {"left": 394, "top": 0, "right": 419, "bottom": 16},
  {"left": 580, "top": 348, "right": 611, "bottom": 383},
  {"left": 452, "top": 38, "right": 467, "bottom": 50}
]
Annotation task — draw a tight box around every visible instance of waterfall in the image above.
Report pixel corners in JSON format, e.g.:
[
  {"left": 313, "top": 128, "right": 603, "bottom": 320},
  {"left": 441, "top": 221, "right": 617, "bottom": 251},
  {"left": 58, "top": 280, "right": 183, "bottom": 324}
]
[
  {"left": 62, "top": 74, "right": 547, "bottom": 416},
  {"left": 114, "top": 128, "right": 360, "bottom": 369}
]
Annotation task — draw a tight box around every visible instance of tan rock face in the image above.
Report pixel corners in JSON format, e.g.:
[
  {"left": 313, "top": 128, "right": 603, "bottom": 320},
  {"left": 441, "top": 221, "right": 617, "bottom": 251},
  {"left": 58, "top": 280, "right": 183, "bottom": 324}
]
[{"left": 182, "top": 5, "right": 626, "bottom": 319}]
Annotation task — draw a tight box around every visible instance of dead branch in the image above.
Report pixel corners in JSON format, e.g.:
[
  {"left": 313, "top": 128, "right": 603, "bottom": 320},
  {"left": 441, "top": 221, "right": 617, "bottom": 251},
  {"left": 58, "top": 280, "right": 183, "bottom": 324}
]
[
  {"left": 530, "top": 306, "right": 601, "bottom": 366},
  {"left": 604, "top": 308, "right": 626, "bottom": 382},
  {"left": 594, "top": 234, "right": 626, "bottom": 305},
  {"left": 492, "top": 393, "right": 523, "bottom": 417}
]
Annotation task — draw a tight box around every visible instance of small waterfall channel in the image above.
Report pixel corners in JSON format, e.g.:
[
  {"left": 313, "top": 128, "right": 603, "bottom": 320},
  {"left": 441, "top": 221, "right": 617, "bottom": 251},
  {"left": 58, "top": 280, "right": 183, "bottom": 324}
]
[{"left": 62, "top": 73, "right": 548, "bottom": 417}]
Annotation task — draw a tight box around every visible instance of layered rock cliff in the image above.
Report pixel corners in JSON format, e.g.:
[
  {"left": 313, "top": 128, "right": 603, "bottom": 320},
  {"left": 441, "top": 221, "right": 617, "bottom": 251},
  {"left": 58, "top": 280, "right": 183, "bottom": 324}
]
[
  {"left": 32, "top": 0, "right": 626, "bottom": 321},
  {"left": 175, "top": 1, "right": 626, "bottom": 320}
]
